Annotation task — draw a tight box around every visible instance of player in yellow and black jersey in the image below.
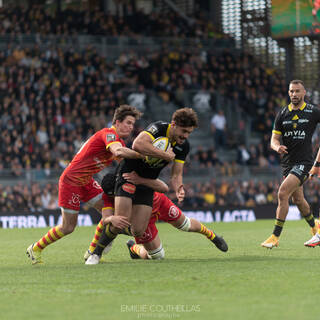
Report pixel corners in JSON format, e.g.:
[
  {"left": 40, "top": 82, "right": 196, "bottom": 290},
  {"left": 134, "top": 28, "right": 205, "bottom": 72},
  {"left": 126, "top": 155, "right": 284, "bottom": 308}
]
[
  {"left": 86, "top": 108, "right": 199, "bottom": 264},
  {"left": 261, "top": 80, "right": 320, "bottom": 249}
]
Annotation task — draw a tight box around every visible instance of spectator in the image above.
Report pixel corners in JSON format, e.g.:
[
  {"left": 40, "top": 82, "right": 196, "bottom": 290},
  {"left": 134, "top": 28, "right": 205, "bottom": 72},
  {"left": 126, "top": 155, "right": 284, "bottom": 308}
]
[{"left": 211, "top": 110, "right": 226, "bottom": 149}]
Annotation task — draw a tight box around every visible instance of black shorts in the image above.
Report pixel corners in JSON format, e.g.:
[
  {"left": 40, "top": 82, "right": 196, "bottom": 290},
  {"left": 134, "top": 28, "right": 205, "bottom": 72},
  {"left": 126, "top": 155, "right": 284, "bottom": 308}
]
[
  {"left": 282, "top": 164, "right": 311, "bottom": 185},
  {"left": 114, "top": 162, "right": 154, "bottom": 207}
]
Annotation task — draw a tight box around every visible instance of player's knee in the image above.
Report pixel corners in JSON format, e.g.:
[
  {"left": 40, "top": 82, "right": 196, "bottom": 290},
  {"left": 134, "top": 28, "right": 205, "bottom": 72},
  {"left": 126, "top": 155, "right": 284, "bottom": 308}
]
[
  {"left": 61, "top": 224, "right": 76, "bottom": 235},
  {"left": 177, "top": 216, "right": 191, "bottom": 232},
  {"left": 147, "top": 245, "right": 165, "bottom": 260},
  {"left": 131, "top": 227, "right": 145, "bottom": 238},
  {"left": 292, "top": 196, "right": 303, "bottom": 205},
  {"left": 278, "top": 189, "right": 289, "bottom": 202}
]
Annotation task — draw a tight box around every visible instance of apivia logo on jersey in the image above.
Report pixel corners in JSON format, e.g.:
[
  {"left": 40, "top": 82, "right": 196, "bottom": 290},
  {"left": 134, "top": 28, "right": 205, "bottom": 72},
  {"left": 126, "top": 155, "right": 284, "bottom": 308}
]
[
  {"left": 182, "top": 205, "right": 301, "bottom": 222},
  {"left": 283, "top": 130, "right": 305, "bottom": 139}
]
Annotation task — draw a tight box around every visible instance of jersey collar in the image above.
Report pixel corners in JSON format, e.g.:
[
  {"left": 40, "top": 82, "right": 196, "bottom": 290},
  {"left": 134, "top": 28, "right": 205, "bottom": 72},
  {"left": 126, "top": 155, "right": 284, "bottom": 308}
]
[{"left": 288, "top": 102, "right": 306, "bottom": 112}]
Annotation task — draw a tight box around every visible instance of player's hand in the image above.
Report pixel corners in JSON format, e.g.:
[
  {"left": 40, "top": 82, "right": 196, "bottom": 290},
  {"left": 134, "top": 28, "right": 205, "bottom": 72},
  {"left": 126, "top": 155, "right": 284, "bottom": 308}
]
[
  {"left": 176, "top": 185, "right": 185, "bottom": 203},
  {"left": 309, "top": 166, "right": 320, "bottom": 180},
  {"left": 122, "top": 171, "right": 141, "bottom": 185},
  {"left": 276, "top": 145, "right": 288, "bottom": 154},
  {"left": 109, "top": 216, "right": 131, "bottom": 229},
  {"left": 164, "top": 147, "right": 175, "bottom": 162}
]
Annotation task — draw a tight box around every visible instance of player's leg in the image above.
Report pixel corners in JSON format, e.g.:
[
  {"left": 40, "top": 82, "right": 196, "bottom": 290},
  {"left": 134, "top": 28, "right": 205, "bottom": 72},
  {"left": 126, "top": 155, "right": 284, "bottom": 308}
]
[
  {"left": 127, "top": 235, "right": 164, "bottom": 260},
  {"left": 170, "top": 214, "right": 228, "bottom": 252},
  {"left": 129, "top": 185, "right": 154, "bottom": 237},
  {"left": 261, "top": 173, "right": 300, "bottom": 248},
  {"left": 84, "top": 208, "right": 114, "bottom": 260},
  {"left": 26, "top": 208, "right": 77, "bottom": 264},
  {"left": 26, "top": 179, "right": 83, "bottom": 264},
  {"left": 291, "top": 186, "right": 318, "bottom": 234},
  {"left": 130, "top": 204, "right": 153, "bottom": 237},
  {"left": 85, "top": 196, "right": 133, "bottom": 264},
  {"left": 84, "top": 191, "right": 116, "bottom": 259}
]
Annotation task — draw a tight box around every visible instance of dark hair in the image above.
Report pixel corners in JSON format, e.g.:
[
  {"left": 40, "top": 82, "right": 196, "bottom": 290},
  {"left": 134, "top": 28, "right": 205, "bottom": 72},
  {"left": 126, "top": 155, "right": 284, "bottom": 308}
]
[
  {"left": 112, "top": 105, "right": 142, "bottom": 125},
  {"left": 172, "top": 108, "right": 199, "bottom": 128},
  {"left": 289, "top": 80, "right": 305, "bottom": 88},
  {"left": 101, "top": 173, "right": 116, "bottom": 196}
]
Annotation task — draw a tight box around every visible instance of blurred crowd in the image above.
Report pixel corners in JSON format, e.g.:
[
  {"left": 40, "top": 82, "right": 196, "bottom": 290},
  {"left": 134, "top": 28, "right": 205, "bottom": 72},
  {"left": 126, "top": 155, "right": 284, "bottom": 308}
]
[
  {"left": 2, "top": 177, "right": 320, "bottom": 212},
  {"left": 0, "top": 43, "right": 287, "bottom": 176},
  {"left": 0, "top": 4, "right": 228, "bottom": 39},
  {"left": 0, "top": 3, "right": 310, "bottom": 213}
]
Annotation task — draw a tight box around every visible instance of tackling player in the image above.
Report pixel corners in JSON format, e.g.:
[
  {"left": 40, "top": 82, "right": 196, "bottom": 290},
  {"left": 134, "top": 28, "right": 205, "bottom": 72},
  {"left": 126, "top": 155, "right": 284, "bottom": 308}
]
[
  {"left": 85, "top": 171, "right": 228, "bottom": 264},
  {"left": 86, "top": 108, "right": 198, "bottom": 264},
  {"left": 26, "top": 105, "right": 142, "bottom": 264},
  {"left": 261, "top": 80, "right": 320, "bottom": 249}
]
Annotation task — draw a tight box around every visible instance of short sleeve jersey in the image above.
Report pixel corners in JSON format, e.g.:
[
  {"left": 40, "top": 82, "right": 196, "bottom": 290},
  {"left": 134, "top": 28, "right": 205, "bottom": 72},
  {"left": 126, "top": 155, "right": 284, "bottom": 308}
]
[
  {"left": 123, "top": 121, "right": 190, "bottom": 179},
  {"left": 61, "top": 127, "right": 125, "bottom": 186},
  {"left": 273, "top": 102, "right": 320, "bottom": 166}
]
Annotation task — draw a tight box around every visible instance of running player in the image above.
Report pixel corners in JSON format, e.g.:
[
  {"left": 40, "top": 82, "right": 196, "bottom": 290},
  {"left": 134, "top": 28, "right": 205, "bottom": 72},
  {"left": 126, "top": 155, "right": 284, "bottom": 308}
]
[
  {"left": 304, "top": 144, "right": 320, "bottom": 246},
  {"left": 261, "top": 80, "right": 320, "bottom": 249},
  {"left": 85, "top": 171, "right": 227, "bottom": 263},
  {"left": 86, "top": 108, "right": 198, "bottom": 264},
  {"left": 26, "top": 105, "right": 142, "bottom": 264}
]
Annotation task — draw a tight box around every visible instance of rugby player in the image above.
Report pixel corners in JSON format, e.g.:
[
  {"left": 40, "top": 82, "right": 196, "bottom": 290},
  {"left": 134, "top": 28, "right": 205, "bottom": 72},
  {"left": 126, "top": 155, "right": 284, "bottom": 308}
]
[
  {"left": 85, "top": 171, "right": 227, "bottom": 263},
  {"left": 261, "top": 80, "right": 320, "bottom": 249},
  {"left": 86, "top": 108, "right": 198, "bottom": 264},
  {"left": 26, "top": 105, "right": 142, "bottom": 264}
]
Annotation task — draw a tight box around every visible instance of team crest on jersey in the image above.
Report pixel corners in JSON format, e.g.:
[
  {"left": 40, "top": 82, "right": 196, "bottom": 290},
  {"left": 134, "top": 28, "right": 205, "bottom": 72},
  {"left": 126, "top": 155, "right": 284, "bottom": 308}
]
[
  {"left": 168, "top": 206, "right": 179, "bottom": 219},
  {"left": 106, "top": 134, "right": 116, "bottom": 142},
  {"left": 148, "top": 125, "right": 157, "bottom": 134},
  {"left": 122, "top": 183, "right": 136, "bottom": 194}
]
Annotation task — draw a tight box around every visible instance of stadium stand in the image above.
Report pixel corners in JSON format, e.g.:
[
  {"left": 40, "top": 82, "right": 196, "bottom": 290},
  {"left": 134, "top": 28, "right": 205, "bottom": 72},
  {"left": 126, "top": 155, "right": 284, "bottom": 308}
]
[{"left": 0, "top": 1, "right": 316, "bottom": 212}]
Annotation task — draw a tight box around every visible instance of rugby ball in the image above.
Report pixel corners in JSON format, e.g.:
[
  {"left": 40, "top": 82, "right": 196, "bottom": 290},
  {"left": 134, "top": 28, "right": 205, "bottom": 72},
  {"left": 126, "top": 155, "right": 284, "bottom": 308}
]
[{"left": 145, "top": 137, "right": 171, "bottom": 165}]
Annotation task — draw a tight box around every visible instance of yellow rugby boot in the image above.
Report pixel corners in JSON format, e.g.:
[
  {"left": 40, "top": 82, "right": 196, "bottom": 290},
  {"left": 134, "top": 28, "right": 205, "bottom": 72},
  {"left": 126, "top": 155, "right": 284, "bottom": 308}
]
[
  {"left": 261, "top": 235, "right": 279, "bottom": 249},
  {"left": 26, "top": 244, "right": 43, "bottom": 265}
]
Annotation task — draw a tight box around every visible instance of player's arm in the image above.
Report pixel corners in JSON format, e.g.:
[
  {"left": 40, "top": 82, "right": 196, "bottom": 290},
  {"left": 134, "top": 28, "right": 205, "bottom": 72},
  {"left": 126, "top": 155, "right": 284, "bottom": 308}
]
[
  {"left": 310, "top": 147, "right": 320, "bottom": 179},
  {"left": 108, "top": 142, "right": 144, "bottom": 159},
  {"left": 170, "top": 161, "right": 185, "bottom": 203},
  {"left": 270, "top": 132, "right": 288, "bottom": 154},
  {"left": 102, "top": 208, "right": 131, "bottom": 229},
  {"left": 132, "top": 132, "right": 175, "bottom": 162},
  {"left": 122, "top": 171, "right": 169, "bottom": 193}
]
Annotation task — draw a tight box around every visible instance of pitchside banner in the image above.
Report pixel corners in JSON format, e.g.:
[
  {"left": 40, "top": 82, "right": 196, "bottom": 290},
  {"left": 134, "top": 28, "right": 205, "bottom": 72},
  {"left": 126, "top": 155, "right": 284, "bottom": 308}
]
[{"left": 0, "top": 204, "right": 310, "bottom": 229}]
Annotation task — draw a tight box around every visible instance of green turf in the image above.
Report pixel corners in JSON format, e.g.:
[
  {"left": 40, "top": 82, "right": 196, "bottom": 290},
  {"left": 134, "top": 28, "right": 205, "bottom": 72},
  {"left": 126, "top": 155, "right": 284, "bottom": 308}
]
[{"left": 1, "top": 220, "right": 319, "bottom": 320}]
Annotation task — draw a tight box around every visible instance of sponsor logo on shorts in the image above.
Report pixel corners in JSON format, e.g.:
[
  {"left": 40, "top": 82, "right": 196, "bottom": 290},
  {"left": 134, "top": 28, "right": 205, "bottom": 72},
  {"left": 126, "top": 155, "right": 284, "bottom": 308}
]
[
  {"left": 93, "top": 181, "right": 102, "bottom": 189},
  {"left": 168, "top": 206, "right": 179, "bottom": 219},
  {"left": 69, "top": 193, "right": 80, "bottom": 205},
  {"left": 122, "top": 183, "right": 136, "bottom": 194},
  {"left": 141, "top": 226, "right": 153, "bottom": 241}
]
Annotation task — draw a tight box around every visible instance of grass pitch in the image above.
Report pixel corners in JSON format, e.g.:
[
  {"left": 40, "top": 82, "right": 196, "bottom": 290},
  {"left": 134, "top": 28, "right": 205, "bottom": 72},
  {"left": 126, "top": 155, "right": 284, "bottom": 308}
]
[{"left": 0, "top": 220, "right": 319, "bottom": 320}]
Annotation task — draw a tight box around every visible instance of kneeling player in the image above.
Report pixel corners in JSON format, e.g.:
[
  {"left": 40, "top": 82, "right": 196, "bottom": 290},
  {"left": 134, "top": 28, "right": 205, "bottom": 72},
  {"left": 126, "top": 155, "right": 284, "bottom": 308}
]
[
  {"left": 85, "top": 172, "right": 228, "bottom": 264},
  {"left": 126, "top": 189, "right": 228, "bottom": 260}
]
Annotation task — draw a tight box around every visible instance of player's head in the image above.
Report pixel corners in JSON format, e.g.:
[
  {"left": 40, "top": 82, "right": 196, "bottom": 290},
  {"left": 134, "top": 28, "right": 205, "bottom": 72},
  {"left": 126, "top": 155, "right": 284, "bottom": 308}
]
[
  {"left": 170, "top": 108, "right": 198, "bottom": 144},
  {"left": 112, "top": 105, "right": 142, "bottom": 138},
  {"left": 101, "top": 173, "right": 116, "bottom": 196},
  {"left": 288, "top": 80, "right": 306, "bottom": 106}
]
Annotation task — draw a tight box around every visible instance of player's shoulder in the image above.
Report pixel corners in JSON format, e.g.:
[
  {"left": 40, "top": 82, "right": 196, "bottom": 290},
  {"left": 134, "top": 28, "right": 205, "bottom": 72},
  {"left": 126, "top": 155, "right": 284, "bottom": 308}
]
[
  {"left": 100, "top": 126, "right": 122, "bottom": 143},
  {"left": 304, "top": 103, "right": 318, "bottom": 112},
  {"left": 173, "top": 139, "right": 190, "bottom": 155},
  {"left": 279, "top": 105, "right": 289, "bottom": 116},
  {"left": 144, "top": 121, "right": 169, "bottom": 137}
]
